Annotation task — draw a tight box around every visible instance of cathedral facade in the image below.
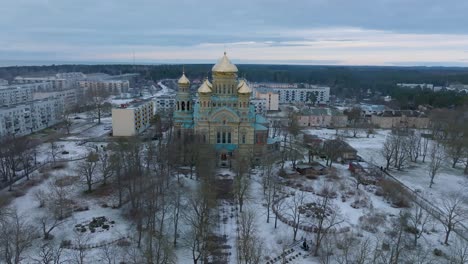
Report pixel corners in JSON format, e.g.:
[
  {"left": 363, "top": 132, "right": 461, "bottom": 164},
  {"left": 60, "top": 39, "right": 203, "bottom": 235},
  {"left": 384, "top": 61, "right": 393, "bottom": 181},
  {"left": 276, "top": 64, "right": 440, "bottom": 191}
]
[{"left": 173, "top": 53, "right": 272, "bottom": 167}]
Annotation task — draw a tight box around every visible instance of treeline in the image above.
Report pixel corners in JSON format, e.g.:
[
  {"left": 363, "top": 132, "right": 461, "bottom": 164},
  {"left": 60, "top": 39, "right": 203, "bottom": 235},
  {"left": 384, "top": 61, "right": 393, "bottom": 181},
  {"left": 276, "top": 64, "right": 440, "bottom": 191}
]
[{"left": 1, "top": 64, "right": 468, "bottom": 107}]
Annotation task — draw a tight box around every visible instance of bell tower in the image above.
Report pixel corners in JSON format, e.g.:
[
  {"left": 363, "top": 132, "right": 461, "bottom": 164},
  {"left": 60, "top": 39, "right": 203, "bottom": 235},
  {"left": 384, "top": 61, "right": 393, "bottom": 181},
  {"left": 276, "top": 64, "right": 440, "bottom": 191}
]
[{"left": 173, "top": 71, "right": 193, "bottom": 137}]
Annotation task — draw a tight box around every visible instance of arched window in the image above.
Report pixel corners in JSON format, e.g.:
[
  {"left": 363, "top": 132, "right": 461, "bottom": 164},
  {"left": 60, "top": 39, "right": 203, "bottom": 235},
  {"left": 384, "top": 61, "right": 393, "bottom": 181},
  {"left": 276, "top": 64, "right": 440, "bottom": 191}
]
[
  {"left": 242, "top": 134, "right": 246, "bottom": 144},
  {"left": 181, "top": 101, "right": 185, "bottom": 111},
  {"left": 187, "top": 101, "right": 190, "bottom": 111}
]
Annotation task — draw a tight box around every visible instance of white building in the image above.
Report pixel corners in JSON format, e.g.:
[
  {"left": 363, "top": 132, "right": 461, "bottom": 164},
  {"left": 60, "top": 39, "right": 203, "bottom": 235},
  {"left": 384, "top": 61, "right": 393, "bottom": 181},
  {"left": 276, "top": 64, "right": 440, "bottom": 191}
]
[
  {"left": 397, "top": 83, "right": 434, "bottom": 89},
  {"left": 0, "top": 98, "right": 64, "bottom": 137},
  {"left": 250, "top": 99, "right": 267, "bottom": 114},
  {"left": 254, "top": 88, "right": 279, "bottom": 111},
  {"left": 0, "top": 86, "right": 34, "bottom": 106},
  {"left": 14, "top": 76, "right": 75, "bottom": 90},
  {"left": 79, "top": 80, "right": 130, "bottom": 94},
  {"left": 153, "top": 95, "right": 175, "bottom": 113},
  {"left": 112, "top": 99, "right": 154, "bottom": 136},
  {"left": 250, "top": 83, "right": 330, "bottom": 105},
  {"left": 0, "top": 79, "right": 8, "bottom": 86},
  {"left": 33, "top": 89, "right": 79, "bottom": 107}
]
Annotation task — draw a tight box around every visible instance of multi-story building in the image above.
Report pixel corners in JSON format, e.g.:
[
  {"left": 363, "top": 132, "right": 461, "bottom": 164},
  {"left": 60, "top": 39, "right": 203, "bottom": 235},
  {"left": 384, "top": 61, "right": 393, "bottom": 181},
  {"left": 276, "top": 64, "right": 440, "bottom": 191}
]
[
  {"left": 0, "top": 98, "right": 64, "bottom": 137},
  {"left": 173, "top": 53, "right": 275, "bottom": 167},
  {"left": 14, "top": 76, "right": 74, "bottom": 90},
  {"left": 0, "top": 79, "right": 8, "bottom": 86},
  {"left": 33, "top": 89, "right": 79, "bottom": 107},
  {"left": 79, "top": 80, "right": 130, "bottom": 95},
  {"left": 112, "top": 99, "right": 154, "bottom": 136},
  {"left": 251, "top": 98, "right": 267, "bottom": 114},
  {"left": 298, "top": 108, "right": 348, "bottom": 128},
  {"left": 153, "top": 95, "right": 176, "bottom": 113},
  {"left": 370, "top": 110, "right": 429, "bottom": 129},
  {"left": 0, "top": 86, "right": 34, "bottom": 106},
  {"left": 250, "top": 83, "right": 330, "bottom": 105},
  {"left": 254, "top": 88, "right": 279, "bottom": 111}
]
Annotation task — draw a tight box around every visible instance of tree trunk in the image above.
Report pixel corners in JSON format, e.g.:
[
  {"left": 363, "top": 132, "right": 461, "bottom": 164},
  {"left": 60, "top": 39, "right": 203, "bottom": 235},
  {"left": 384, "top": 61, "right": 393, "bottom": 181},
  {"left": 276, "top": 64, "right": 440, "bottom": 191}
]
[{"left": 444, "top": 228, "right": 451, "bottom": 245}]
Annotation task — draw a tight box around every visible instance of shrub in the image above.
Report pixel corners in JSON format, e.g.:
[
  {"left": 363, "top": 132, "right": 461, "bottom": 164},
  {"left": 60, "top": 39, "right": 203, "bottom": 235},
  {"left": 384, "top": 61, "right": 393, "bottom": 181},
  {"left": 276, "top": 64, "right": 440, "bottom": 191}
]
[
  {"left": 433, "top": 248, "right": 443, "bottom": 256},
  {"left": 359, "top": 212, "right": 386, "bottom": 233},
  {"left": 378, "top": 179, "right": 410, "bottom": 208},
  {"left": 60, "top": 240, "right": 71, "bottom": 247}
]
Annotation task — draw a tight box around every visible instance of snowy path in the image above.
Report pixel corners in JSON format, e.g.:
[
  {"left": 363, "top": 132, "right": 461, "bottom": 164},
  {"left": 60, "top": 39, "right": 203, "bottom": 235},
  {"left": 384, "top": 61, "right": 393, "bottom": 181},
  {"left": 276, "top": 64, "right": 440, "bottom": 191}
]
[{"left": 156, "top": 80, "right": 175, "bottom": 97}]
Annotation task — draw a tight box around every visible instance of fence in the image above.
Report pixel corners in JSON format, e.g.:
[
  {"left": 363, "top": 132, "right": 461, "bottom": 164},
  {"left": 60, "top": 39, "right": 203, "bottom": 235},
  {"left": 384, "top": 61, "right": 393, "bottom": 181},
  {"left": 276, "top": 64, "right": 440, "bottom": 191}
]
[
  {"left": 61, "top": 236, "right": 130, "bottom": 250},
  {"left": 368, "top": 162, "right": 468, "bottom": 242}
]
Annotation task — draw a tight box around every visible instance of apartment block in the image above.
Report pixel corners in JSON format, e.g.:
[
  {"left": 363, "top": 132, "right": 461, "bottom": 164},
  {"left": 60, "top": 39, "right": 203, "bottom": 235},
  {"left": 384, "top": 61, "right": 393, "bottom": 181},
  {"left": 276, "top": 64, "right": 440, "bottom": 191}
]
[
  {"left": 112, "top": 99, "right": 154, "bottom": 136},
  {"left": 33, "top": 89, "right": 79, "bottom": 107},
  {"left": 79, "top": 80, "right": 130, "bottom": 95},
  {"left": 0, "top": 98, "right": 64, "bottom": 137},
  {"left": 153, "top": 95, "right": 176, "bottom": 113},
  {"left": 0, "top": 86, "right": 34, "bottom": 106},
  {"left": 254, "top": 88, "right": 279, "bottom": 111},
  {"left": 251, "top": 83, "right": 330, "bottom": 105}
]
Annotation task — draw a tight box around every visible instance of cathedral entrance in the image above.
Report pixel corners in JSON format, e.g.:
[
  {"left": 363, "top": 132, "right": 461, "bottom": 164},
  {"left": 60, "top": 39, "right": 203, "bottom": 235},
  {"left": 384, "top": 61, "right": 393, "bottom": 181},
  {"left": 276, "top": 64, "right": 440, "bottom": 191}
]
[{"left": 219, "top": 151, "right": 231, "bottom": 168}]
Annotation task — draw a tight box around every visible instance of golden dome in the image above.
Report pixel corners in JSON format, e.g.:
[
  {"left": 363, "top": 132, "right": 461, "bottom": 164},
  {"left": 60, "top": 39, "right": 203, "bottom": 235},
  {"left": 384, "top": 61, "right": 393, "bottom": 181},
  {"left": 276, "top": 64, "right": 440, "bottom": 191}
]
[
  {"left": 212, "top": 52, "right": 238, "bottom": 73},
  {"left": 178, "top": 72, "right": 190, "bottom": 84},
  {"left": 237, "top": 80, "right": 252, "bottom": 94},
  {"left": 197, "top": 79, "right": 213, "bottom": 93}
]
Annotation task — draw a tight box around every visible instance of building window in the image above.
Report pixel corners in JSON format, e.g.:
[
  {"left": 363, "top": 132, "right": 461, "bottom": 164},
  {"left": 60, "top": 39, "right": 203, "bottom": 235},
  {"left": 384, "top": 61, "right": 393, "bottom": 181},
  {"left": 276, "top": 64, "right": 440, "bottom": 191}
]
[
  {"left": 217, "top": 132, "right": 221, "bottom": 143},
  {"left": 242, "top": 134, "right": 246, "bottom": 144},
  {"left": 228, "top": 132, "right": 231, "bottom": 143}
]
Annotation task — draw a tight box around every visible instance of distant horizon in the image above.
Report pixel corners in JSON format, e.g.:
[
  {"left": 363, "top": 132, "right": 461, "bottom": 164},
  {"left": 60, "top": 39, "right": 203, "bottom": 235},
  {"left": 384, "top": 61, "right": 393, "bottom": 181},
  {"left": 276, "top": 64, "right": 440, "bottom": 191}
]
[{"left": 2, "top": 59, "right": 468, "bottom": 69}]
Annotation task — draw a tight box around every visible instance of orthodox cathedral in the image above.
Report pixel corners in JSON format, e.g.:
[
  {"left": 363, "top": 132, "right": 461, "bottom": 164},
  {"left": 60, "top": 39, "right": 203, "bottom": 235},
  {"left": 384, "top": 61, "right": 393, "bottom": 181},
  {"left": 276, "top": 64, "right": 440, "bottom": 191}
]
[{"left": 173, "top": 53, "right": 273, "bottom": 167}]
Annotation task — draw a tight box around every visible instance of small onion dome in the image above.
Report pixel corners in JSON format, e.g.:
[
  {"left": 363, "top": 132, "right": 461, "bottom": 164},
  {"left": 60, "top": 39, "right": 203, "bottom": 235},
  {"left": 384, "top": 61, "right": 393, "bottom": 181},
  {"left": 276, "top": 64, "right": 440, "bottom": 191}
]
[
  {"left": 177, "top": 72, "right": 190, "bottom": 85},
  {"left": 212, "top": 52, "right": 238, "bottom": 73},
  {"left": 237, "top": 79, "right": 252, "bottom": 94},
  {"left": 197, "top": 79, "right": 213, "bottom": 93}
]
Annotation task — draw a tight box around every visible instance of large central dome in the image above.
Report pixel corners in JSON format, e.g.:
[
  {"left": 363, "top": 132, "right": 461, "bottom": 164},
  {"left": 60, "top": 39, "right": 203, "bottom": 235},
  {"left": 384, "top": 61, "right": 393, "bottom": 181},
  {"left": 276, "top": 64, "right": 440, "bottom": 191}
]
[{"left": 212, "top": 52, "right": 238, "bottom": 73}]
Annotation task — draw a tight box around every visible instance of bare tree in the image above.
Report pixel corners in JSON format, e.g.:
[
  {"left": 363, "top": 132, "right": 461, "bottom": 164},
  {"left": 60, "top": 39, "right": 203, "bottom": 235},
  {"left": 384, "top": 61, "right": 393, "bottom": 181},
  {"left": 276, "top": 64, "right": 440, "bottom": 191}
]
[
  {"left": 184, "top": 156, "right": 216, "bottom": 264},
  {"left": 85, "top": 88, "right": 111, "bottom": 124},
  {"left": 313, "top": 186, "right": 344, "bottom": 256},
  {"left": 261, "top": 152, "right": 280, "bottom": 223},
  {"left": 31, "top": 243, "right": 63, "bottom": 264},
  {"left": 0, "top": 209, "right": 37, "bottom": 264},
  {"left": 448, "top": 238, "right": 468, "bottom": 264},
  {"left": 233, "top": 157, "right": 250, "bottom": 213},
  {"left": 381, "top": 136, "right": 396, "bottom": 170},
  {"left": 72, "top": 231, "right": 90, "bottom": 264},
  {"left": 49, "top": 140, "right": 61, "bottom": 166},
  {"left": 322, "top": 139, "right": 347, "bottom": 167},
  {"left": 393, "top": 133, "right": 410, "bottom": 170},
  {"left": 38, "top": 212, "right": 66, "bottom": 240},
  {"left": 428, "top": 142, "right": 444, "bottom": 188},
  {"left": 236, "top": 210, "right": 263, "bottom": 264},
  {"left": 407, "top": 131, "right": 421, "bottom": 162},
  {"left": 420, "top": 135, "right": 430, "bottom": 163},
  {"left": 334, "top": 233, "right": 372, "bottom": 264},
  {"left": 403, "top": 205, "right": 431, "bottom": 247},
  {"left": 171, "top": 182, "right": 184, "bottom": 247},
  {"left": 281, "top": 190, "right": 305, "bottom": 241},
  {"left": 345, "top": 107, "right": 364, "bottom": 138},
  {"left": 98, "top": 150, "right": 113, "bottom": 185},
  {"left": 439, "top": 193, "right": 468, "bottom": 245},
  {"left": 77, "top": 151, "right": 99, "bottom": 192}
]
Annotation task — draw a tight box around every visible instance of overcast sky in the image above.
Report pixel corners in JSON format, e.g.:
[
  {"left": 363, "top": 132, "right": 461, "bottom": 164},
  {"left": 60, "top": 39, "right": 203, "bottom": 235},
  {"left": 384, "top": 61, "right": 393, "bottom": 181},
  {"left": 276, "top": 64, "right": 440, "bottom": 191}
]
[{"left": 1, "top": 0, "right": 468, "bottom": 66}]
